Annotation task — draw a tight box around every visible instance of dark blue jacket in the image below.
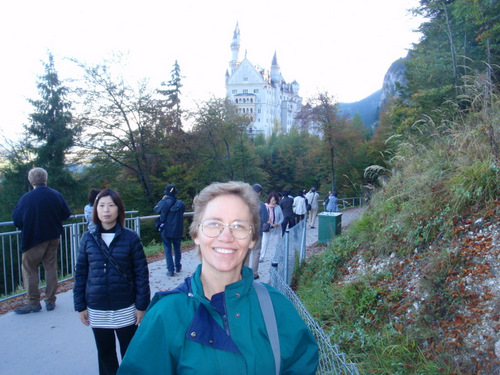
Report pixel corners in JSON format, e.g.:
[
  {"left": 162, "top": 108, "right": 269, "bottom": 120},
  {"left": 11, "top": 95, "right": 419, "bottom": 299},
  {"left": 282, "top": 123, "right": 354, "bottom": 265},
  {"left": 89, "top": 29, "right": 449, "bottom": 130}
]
[
  {"left": 73, "top": 223, "right": 150, "bottom": 312},
  {"left": 279, "top": 196, "right": 294, "bottom": 217},
  {"left": 154, "top": 196, "right": 185, "bottom": 239},
  {"left": 12, "top": 186, "right": 71, "bottom": 252},
  {"left": 258, "top": 201, "right": 269, "bottom": 235}
]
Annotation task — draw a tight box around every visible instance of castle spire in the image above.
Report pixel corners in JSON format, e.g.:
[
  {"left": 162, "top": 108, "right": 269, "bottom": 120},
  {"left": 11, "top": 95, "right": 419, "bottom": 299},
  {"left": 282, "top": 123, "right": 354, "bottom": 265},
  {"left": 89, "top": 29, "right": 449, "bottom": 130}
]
[
  {"left": 271, "top": 50, "right": 281, "bottom": 82},
  {"left": 229, "top": 23, "right": 240, "bottom": 73},
  {"left": 272, "top": 51, "right": 279, "bottom": 67}
]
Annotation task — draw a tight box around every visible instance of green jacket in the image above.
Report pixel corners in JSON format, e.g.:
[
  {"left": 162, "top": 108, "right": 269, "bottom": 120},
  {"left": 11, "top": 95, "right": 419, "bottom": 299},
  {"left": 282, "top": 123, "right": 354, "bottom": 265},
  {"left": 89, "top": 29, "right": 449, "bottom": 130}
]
[{"left": 118, "top": 265, "right": 318, "bottom": 375}]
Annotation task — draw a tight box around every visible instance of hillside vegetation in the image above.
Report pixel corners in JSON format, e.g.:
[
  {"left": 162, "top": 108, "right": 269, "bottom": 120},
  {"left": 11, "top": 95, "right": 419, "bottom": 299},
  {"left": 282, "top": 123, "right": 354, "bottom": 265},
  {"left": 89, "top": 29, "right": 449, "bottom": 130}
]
[{"left": 296, "top": 87, "right": 500, "bottom": 373}]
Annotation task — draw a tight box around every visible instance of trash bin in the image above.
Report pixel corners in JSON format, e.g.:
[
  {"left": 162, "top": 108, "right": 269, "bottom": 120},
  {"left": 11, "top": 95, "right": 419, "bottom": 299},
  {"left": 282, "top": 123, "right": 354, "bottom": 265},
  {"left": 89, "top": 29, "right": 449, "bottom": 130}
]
[{"left": 318, "top": 212, "right": 342, "bottom": 244}]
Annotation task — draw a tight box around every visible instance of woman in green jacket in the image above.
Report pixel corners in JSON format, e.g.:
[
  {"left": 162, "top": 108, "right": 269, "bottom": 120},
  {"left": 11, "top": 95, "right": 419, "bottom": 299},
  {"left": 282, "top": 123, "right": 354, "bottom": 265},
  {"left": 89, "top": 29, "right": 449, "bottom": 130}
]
[{"left": 118, "top": 181, "right": 318, "bottom": 375}]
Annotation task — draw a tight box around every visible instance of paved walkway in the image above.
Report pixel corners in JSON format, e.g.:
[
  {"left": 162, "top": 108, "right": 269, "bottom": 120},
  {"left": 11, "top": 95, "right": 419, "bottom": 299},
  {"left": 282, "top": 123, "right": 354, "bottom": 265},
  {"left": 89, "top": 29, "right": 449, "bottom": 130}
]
[{"left": 0, "top": 208, "right": 364, "bottom": 374}]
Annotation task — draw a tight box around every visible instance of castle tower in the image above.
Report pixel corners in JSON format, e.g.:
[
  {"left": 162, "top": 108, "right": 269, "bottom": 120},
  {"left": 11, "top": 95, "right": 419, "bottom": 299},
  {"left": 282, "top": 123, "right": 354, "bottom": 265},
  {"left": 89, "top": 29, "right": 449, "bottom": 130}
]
[
  {"left": 229, "top": 23, "right": 240, "bottom": 73},
  {"left": 225, "top": 26, "right": 302, "bottom": 137},
  {"left": 270, "top": 51, "right": 281, "bottom": 83}
]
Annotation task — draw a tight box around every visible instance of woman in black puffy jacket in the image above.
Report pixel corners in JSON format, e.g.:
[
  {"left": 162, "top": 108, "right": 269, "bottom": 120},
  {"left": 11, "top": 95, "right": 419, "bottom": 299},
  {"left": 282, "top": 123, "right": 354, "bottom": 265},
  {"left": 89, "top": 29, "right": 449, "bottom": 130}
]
[{"left": 73, "top": 189, "right": 150, "bottom": 375}]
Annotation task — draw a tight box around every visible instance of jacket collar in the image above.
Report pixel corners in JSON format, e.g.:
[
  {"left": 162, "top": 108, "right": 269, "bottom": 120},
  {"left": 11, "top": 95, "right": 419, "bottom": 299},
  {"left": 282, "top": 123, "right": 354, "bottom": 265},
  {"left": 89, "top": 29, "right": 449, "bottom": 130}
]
[{"left": 151, "top": 264, "right": 255, "bottom": 353}]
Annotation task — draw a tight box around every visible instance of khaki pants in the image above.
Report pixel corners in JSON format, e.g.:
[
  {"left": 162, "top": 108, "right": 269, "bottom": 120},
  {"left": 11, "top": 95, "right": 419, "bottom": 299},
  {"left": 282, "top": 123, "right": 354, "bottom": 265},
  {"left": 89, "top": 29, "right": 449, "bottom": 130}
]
[
  {"left": 21, "top": 239, "right": 60, "bottom": 305},
  {"left": 308, "top": 208, "right": 318, "bottom": 227}
]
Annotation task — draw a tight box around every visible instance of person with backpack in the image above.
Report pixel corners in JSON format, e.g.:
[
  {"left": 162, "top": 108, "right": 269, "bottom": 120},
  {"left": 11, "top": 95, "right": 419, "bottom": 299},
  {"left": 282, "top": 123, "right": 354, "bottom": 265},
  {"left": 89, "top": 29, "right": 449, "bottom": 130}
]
[
  {"left": 305, "top": 187, "right": 319, "bottom": 228},
  {"left": 154, "top": 184, "right": 186, "bottom": 277}
]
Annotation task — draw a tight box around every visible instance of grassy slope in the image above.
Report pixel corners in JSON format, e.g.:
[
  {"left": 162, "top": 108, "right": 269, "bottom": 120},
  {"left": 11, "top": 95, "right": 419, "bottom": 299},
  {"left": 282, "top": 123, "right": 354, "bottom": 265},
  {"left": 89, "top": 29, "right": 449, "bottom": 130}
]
[{"left": 296, "top": 101, "right": 500, "bottom": 373}]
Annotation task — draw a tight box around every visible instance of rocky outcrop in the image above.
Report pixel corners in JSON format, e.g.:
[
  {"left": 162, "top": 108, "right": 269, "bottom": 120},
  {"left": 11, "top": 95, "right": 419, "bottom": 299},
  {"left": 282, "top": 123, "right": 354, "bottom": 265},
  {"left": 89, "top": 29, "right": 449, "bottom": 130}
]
[{"left": 379, "top": 56, "right": 408, "bottom": 110}]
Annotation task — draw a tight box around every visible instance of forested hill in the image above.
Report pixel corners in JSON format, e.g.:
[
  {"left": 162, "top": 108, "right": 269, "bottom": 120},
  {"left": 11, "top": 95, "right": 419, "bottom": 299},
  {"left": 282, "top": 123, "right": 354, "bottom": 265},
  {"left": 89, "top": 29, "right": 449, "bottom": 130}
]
[
  {"left": 338, "top": 90, "right": 381, "bottom": 132},
  {"left": 296, "top": 1, "right": 500, "bottom": 373}
]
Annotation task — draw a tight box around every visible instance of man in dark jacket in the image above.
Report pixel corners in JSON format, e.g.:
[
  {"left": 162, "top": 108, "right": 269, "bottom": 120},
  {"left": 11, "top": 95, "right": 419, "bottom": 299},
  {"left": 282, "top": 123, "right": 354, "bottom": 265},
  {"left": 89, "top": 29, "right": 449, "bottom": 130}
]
[
  {"left": 154, "top": 184, "right": 185, "bottom": 277},
  {"left": 280, "top": 190, "right": 295, "bottom": 236},
  {"left": 12, "top": 167, "right": 71, "bottom": 314}
]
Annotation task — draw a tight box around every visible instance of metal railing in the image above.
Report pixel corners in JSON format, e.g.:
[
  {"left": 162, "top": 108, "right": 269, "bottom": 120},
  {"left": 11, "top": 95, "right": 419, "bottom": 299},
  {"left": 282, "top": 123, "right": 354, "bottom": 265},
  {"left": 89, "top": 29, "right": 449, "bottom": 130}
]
[
  {"left": 1, "top": 204, "right": 360, "bottom": 373},
  {"left": 270, "top": 219, "right": 359, "bottom": 374},
  {"left": 320, "top": 197, "right": 364, "bottom": 212},
  {"left": 0, "top": 212, "right": 140, "bottom": 301}
]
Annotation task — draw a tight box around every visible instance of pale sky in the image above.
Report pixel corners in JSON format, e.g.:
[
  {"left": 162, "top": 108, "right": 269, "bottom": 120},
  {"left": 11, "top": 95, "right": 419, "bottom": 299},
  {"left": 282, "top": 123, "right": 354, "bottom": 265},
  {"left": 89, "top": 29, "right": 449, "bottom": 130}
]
[{"left": 0, "top": 0, "right": 423, "bottom": 143}]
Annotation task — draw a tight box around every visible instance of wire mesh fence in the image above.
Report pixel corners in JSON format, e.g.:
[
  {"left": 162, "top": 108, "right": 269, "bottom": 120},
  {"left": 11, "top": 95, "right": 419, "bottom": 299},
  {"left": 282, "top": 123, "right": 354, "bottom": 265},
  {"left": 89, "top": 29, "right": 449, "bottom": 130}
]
[{"left": 270, "top": 220, "right": 359, "bottom": 375}]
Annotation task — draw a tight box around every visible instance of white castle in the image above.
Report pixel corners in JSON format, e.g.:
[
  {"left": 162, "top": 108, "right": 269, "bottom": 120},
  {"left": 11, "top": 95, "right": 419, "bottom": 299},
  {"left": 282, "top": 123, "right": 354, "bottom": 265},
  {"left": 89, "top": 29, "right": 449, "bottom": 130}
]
[{"left": 225, "top": 23, "right": 302, "bottom": 137}]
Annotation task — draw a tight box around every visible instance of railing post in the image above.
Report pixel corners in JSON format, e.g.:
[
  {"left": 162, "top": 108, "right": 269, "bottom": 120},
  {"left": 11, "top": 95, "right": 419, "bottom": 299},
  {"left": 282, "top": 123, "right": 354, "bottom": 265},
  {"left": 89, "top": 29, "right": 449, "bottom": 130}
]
[
  {"left": 284, "top": 230, "right": 290, "bottom": 285},
  {"left": 300, "top": 218, "right": 307, "bottom": 264},
  {"left": 71, "top": 224, "right": 79, "bottom": 274},
  {"left": 135, "top": 217, "right": 141, "bottom": 237}
]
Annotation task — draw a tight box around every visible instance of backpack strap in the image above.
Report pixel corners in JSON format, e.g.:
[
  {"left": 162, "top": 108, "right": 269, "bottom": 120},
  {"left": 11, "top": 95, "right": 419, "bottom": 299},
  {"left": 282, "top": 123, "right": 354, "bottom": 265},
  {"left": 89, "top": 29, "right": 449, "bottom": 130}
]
[{"left": 253, "top": 281, "right": 281, "bottom": 375}]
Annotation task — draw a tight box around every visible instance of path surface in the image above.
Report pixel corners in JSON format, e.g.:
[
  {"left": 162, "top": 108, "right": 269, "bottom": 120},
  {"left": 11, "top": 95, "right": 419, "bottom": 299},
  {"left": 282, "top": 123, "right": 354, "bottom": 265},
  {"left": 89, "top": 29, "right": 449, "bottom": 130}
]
[{"left": 0, "top": 208, "right": 365, "bottom": 374}]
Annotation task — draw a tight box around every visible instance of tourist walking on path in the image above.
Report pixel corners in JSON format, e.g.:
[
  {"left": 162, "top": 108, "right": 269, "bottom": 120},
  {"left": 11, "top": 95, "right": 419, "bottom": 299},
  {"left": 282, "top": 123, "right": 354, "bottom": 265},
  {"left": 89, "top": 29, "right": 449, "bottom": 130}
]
[
  {"left": 279, "top": 190, "right": 295, "bottom": 235},
  {"left": 117, "top": 181, "right": 319, "bottom": 375},
  {"left": 12, "top": 167, "right": 71, "bottom": 314},
  {"left": 74, "top": 189, "right": 150, "bottom": 375},
  {"left": 305, "top": 187, "right": 319, "bottom": 228},
  {"left": 260, "top": 192, "right": 283, "bottom": 262},
  {"left": 154, "top": 184, "right": 186, "bottom": 277},
  {"left": 293, "top": 189, "right": 307, "bottom": 224}
]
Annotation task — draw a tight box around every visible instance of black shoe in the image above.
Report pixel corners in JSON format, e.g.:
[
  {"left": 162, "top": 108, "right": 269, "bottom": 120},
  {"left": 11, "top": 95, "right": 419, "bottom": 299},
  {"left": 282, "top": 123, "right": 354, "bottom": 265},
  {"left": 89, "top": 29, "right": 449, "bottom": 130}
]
[
  {"left": 45, "top": 301, "right": 56, "bottom": 311},
  {"left": 15, "top": 303, "right": 42, "bottom": 314},
  {"left": 175, "top": 267, "right": 182, "bottom": 273},
  {"left": 253, "top": 275, "right": 260, "bottom": 280},
  {"left": 167, "top": 271, "right": 175, "bottom": 277}
]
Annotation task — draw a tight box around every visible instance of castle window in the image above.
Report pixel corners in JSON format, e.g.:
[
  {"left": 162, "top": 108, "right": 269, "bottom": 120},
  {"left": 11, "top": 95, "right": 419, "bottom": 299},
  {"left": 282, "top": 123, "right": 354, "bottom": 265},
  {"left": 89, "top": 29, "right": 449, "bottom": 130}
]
[
  {"left": 254, "top": 89, "right": 259, "bottom": 93},
  {"left": 243, "top": 76, "right": 248, "bottom": 81},
  {"left": 250, "top": 99, "right": 253, "bottom": 103},
  {"left": 232, "top": 89, "right": 237, "bottom": 94},
  {"left": 235, "top": 99, "right": 238, "bottom": 103},
  {"left": 243, "top": 89, "right": 248, "bottom": 94}
]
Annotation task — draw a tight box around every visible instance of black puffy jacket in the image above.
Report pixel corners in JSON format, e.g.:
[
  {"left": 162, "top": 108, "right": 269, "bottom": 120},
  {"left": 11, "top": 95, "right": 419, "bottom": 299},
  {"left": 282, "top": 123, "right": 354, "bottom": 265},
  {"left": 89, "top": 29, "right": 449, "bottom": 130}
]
[{"left": 73, "top": 223, "right": 150, "bottom": 312}]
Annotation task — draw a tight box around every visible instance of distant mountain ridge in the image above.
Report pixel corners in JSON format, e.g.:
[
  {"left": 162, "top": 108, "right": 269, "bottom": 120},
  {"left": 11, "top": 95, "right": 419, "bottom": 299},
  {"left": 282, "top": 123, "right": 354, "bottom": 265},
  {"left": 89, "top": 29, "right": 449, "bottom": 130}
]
[
  {"left": 338, "top": 56, "right": 407, "bottom": 132},
  {"left": 338, "top": 90, "right": 381, "bottom": 131}
]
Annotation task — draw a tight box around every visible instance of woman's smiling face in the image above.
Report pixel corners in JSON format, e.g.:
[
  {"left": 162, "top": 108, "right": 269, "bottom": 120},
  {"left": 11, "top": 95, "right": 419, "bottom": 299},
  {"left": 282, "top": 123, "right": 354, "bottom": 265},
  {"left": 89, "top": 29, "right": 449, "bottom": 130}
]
[{"left": 194, "top": 194, "right": 256, "bottom": 276}]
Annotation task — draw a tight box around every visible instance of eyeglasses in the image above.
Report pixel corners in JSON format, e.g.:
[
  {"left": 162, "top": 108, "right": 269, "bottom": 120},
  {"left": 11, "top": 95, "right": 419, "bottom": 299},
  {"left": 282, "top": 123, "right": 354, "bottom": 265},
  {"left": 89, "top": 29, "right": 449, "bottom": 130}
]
[{"left": 199, "top": 219, "right": 253, "bottom": 240}]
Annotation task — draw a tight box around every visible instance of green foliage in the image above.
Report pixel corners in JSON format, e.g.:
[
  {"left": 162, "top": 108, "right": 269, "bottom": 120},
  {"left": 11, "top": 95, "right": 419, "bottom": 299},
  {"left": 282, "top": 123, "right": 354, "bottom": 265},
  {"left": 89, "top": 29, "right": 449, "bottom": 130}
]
[
  {"left": 27, "top": 52, "right": 77, "bottom": 169},
  {"left": 449, "top": 159, "right": 500, "bottom": 212},
  {"left": 296, "top": 71, "right": 499, "bottom": 374},
  {"left": 0, "top": 53, "right": 83, "bottom": 215}
]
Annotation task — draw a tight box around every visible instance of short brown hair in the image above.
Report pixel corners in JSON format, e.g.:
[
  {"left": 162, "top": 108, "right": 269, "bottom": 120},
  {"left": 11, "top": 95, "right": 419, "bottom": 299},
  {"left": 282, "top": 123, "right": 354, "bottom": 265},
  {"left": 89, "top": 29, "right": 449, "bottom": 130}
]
[
  {"left": 92, "top": 189, "right": 126, "bottom": 227},
  {"left": 28, "top": 168, "right": 48, "bottom": 186},
  {"left": 189, "top": 181, "right": 261, "bottom": 243}
]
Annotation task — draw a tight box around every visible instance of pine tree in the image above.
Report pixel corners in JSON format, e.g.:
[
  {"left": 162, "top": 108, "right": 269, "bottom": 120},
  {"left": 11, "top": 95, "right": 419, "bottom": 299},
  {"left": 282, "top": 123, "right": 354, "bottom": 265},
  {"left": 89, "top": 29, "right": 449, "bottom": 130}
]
[
  {"left": 27, "top": 53, "right": 77, "bottom": 170},
  {"left": 26, "top": 53, "right": 81, "bottom": 204},
  {"left": 158, "top": 60, "right": 183, "bottom": 129}
]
